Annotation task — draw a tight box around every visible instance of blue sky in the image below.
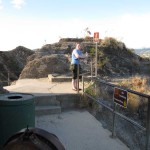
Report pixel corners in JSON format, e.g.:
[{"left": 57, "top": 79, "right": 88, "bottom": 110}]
[{"left": 0, "top": 0, "right": 150, "bottom": 51}]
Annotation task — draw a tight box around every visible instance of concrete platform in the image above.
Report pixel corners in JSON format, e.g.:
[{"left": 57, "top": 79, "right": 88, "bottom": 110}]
[
  {"left": 4, "top": 78, "right": 79, "bottom": 95},
  {"left": 3, "top": 78, "right": 129, "bottom": 150}
]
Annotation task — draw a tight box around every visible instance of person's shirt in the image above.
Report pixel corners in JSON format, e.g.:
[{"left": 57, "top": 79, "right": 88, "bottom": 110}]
[{"left": 71, "top": 49, "right": 83, "bottom": 64}]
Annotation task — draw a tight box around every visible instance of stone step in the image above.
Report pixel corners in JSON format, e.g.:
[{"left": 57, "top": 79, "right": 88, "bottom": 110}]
[
  {"left": 35, "top": 94, "right": 81, "bottom": 110},
  {"left": 35, "top": 95, "right": 60, "bottom": 106},
  {"left": 56, "top": 94, "right": 81, "bottom": 110},
  {"left": 35, "top": 106, "right": 61, "bottom": 116},
  {"left": 48, "top": 74, "right": 72, "bottom": 82},
  {"left": 48, "top": 74, "right": 95, "bottom": 82}
]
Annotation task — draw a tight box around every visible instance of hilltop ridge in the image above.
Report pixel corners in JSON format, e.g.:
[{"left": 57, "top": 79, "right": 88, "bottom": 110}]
[{"left": 20, "top": 37, "right": 143, "bottom": 79}]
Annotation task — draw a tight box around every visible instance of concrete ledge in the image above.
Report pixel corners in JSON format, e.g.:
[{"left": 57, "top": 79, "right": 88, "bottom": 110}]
[
  {"left": 35, "top": 95, "right": 60, "bottom": 106},
  {"left": 57, "top": 94, "right": 81, "bottom": 109},
  {"left": 48, "top": 74, "right": 72, "bottom": 82},
  {"left": 35, "top": 106, "right": 61, "bottom": 116},
  {"left": 48, "top": 74, "right": 95, "bottom": 82},
  {"left": 35, "top": 94, "right": 81, "bottom": 113}
]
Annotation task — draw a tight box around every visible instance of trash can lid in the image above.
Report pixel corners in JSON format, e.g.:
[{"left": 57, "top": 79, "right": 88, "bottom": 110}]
[{"left": 0, "top": 93, "right": 34, "bottom": 106}]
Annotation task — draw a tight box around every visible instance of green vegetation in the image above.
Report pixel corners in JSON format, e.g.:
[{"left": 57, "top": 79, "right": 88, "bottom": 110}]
[
  {"left": 98, "top": 57, "right": 109, "bottom": 69},
  {"left": 89, "top": 47, "right": 95, "bottom": 57},
  {"left": 85, "top": 82, "right": 97, "bottom": 98},
  {"left": 100, "top": 37, "right": 125, "bottom": 49},
  {"left": 116, "top": 76, "right": 149, "bottom": 117}
]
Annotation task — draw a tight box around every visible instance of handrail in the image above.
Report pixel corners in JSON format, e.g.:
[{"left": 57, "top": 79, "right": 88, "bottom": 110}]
[
  {"left": 0, "top": 71, "right": 21, "bottom": 86},
  {"left": 85, "top": 93, "right": 146, "bottom": 131},
  {"left": 96, "top": 77, "right": 150, "bottom": 98},
  {"left": 83, "top": 76, "right": 150, "bottom": 150}
]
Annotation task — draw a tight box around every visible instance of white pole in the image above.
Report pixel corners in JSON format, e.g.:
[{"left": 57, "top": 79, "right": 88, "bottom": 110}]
[{"left": 95, "top": 42, "right": 98, "bottom": 77}]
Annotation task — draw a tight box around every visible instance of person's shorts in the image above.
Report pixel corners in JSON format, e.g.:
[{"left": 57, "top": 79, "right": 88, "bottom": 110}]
[{"left": 70, "top": 64, "right": 82, "bottom": 79}]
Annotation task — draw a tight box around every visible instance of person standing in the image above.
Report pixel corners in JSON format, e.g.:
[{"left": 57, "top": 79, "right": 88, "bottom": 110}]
[{"left": 70, "top": 43, "right": 88, "bottom": 91}]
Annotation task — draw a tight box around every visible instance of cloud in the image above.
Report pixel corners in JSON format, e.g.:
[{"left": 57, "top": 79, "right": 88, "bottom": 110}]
[
  {"left": 0, "top": 13, "right": 150, "bottom": 51},
  {"left": 0, "top": 0, "right": 4, "bottom": 10},
  {"left": 11, "top": 0, "right": 26, "bottom": 9},
  {"left": 111, "top": 13, "right": 150, "bottom": 48},
  {"left": 83, "top": 13, "right": 150, "bottom": 48}
]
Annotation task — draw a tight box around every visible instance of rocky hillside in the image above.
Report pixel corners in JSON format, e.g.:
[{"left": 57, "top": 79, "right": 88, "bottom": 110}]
[
  {"left": 0, "top": 37, "right": 147, "bottom": 84},
  {"left": 97, "top": 37, "right": 142, "bottom": 77},
  {"left": 19, "top": 37, "right": 144, "bottom": 79},
  {"left": 0, "top": 46, "right": 34, "bottom": 85}
]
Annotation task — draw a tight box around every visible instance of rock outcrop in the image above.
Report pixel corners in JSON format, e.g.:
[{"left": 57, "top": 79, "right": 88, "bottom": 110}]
[
  {"left": 97, "top": 37, "right": 142, "bottom": 77},
  {"left": 0, "top": 46, "right": 34, "bottom": 85},
  {"left": 19, "top": 54, "right": 70, "bottom": 79}
]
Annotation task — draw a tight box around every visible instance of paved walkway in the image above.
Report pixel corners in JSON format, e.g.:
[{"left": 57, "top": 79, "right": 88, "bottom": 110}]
[
  {"left": 36, "top": 109, "right": 129, "bottom": 150},
  {"left": 3, "top": 78, "right": 129, "bottom": 150}
]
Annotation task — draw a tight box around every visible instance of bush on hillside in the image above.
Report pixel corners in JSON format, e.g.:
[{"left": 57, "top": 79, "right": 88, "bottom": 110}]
[{"left": 118, "top": 76, "right": 149, "bottom": 122}]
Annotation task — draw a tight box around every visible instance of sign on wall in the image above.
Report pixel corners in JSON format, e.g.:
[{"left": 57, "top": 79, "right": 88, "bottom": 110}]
[{"left": 113, "top": 87, "right": 128, "bottom": 108}]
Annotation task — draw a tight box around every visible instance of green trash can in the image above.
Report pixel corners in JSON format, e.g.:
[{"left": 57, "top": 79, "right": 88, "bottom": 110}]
[{"left": 0, "top": 93, "right": 35, "bottom": 147}]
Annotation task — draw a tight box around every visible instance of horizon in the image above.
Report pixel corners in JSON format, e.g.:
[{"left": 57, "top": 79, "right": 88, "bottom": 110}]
[
  {"left": 0, "top": 0, "right": 150, "bottom": 51},
  {"left": 1, "top": 38, "right": 150, "bottom": 52}
]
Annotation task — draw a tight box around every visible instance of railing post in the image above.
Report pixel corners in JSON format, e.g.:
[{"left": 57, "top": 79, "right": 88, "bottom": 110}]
[
  {"left": 77, "top": 62, "right": 80, "bottom": 93},
  {"left": 112, "top": 103, "right": 116, "bottom": 138},
  {"left": 82, "top": 75, "right": 84, "bottom": 94},
  {"left": 91, "top": 57, "right": 93, "bottom": 82},
  {"left": 94, "top": 81, "right": 97, "bottom": 97},
  {"left": 146, "top": 97, "right": 150, "bottom": 150},
  {"left": 95, "top": 42, "right": 98, "bottom": 77},
  {"left": 7, "top": 71, "right": 10, "bottom": 86}
]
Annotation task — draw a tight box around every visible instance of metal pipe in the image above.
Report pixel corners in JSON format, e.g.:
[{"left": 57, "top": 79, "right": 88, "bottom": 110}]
[
  {"left": 112, "top": 103, "right": 116, "bottom": 138},
  {"left": 91, "top": 57, "right": 93, "bottom": 81},
  {"left": 95, "top": 78, "right": 150, "bottom": 99},
  {"left": 84, "top": 92, "right": 146, "bottom": 131},
  {"left": 77, "top": 62, "right": 79, "bottom": 93},
  {"left": 95, "top": 42, "right": 98, "bottom": 77},
  {"left": 146, "top": 98, "right": 150, "bottom": 150},
  {"left": 82, "top": 76, "right": 84, "bottom": 93},
  {"left": 7, "top": 72, "right": 10, "bottom": 86}
]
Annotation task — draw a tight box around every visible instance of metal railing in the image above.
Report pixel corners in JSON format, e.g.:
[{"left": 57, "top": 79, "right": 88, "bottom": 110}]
[
  {"left": 76, "top": 60, "right": 94, "bottom": 93},
  {"left": 82, "top": 76, "right": 150, "bottom": 150}
]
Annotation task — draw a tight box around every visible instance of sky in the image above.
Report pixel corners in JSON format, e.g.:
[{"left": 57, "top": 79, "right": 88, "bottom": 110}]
[{"left": 0, "top": 0, "right": 150, "bottom": 51}]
